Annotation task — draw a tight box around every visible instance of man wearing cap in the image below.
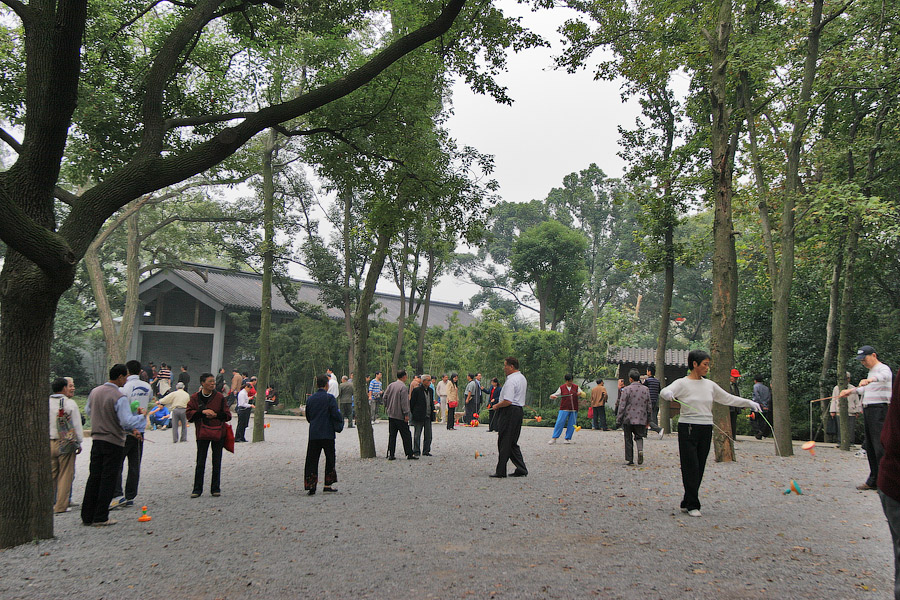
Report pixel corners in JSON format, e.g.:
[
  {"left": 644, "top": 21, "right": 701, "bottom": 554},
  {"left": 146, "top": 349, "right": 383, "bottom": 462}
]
[{"left": 842, "top": 345, "right": 893, "bottom": 491}]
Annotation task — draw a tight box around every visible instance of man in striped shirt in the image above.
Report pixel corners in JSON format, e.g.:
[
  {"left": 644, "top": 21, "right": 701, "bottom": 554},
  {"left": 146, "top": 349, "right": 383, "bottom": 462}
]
[
  {"left": 368, "top": 372, "right": 383, "bottom": 423},
  {"left": 842, "top": 345, "right": 893, "bottom": 491}
]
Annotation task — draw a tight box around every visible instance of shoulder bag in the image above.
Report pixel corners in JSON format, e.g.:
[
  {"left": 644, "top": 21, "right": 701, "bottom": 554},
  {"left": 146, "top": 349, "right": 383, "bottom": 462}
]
[{"left": 57, "top": 398, "right": 79, "bottom": 454}]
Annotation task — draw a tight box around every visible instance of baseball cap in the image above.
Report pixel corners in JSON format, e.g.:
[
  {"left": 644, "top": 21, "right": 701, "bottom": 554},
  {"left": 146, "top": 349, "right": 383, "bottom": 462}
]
[
  {"left": 731, "top": 369, "right": 741, "bottom": 378},
  {"left": 856, "top": 345, "right": 876, "bottom": 360}
]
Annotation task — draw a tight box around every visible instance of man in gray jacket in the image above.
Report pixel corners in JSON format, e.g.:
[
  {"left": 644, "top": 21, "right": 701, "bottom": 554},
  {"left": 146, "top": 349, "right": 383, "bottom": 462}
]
[
  {"left": 384, "top": 371, "right": 417, "bottom": 460},
  {"left": 81, "top": 364, "right": 146, "bottom": 526},
  {"left": 617, "top": 369, "right": 651, "bottom": 465}
]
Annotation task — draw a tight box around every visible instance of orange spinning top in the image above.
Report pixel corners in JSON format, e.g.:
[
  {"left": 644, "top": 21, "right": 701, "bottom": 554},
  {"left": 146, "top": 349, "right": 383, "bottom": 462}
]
[{"left": 801, "top": 441, "right": 816, "bottom": 456}]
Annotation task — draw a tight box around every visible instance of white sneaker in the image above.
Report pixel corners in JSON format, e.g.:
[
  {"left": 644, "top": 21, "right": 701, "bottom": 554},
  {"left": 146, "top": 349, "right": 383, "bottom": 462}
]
[
  {"left": 657, "top": 429, "right": 665, "bottom": 440},
  {"left": 855, "top": 449, "right": 867, "bottom": 457},
  {"left": 548, "top": 438, "right": 557, "bottom": 445},
  {"left": 563, "top": 439, "right": 572, "bottom": 444},
  {"left": 688, "top": 509, "right": 702, "bottom": 517},
  {"left": 680, "top": 508, "right": 689, "bottom": 513}
]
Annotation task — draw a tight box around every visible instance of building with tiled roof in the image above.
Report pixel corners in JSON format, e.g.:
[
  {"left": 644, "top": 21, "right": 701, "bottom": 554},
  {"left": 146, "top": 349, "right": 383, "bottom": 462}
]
[
  {"left": 130, "top": 262, "right": 476, "bottom": 375},
  {"left": 607, "top": 346, "right": 690, "bottom": 384}
]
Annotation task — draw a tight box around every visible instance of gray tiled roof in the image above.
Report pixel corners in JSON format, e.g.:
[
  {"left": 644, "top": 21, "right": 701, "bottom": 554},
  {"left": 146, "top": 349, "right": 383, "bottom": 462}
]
[
  {"left": 165, "top": 263, "right": 477, "bottom": 328},
  {"left": 608, "top": 347, "right": 690, "bottom": 367}
]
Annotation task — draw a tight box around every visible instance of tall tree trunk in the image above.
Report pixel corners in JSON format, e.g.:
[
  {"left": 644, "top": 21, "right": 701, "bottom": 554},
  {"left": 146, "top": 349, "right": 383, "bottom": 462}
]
[
  {"left": 819, "top": 253, "right": 842, "bottom": 441},
  {"left": 656, "top": 221, "right": 675, "bottom": 433},
  {"left": 253, "top": 129, "right": 277, "bottom": 443},
  {"left": 415, "top": 247, "right": 437, "bottom": 375},
  {"left": 0, "top": 256, "right": 74, "bottom": 547},
  {"left": 836, "top": 212, "right": 860, "bottom": 451},
  {"left": 353, "top": 233, "right": 392, "bottom": 458},
  {"left": 706, "top": 0, "right": 738, "bottom": 462},
  {"left": 390, "top": 237, "right": 409, "bottom": 379},
  {"left": 341, "top": 190, "right": 357, "bottom": 377},
  {"left": 771, "top": 0, "right": 825, "bottom": 457}
]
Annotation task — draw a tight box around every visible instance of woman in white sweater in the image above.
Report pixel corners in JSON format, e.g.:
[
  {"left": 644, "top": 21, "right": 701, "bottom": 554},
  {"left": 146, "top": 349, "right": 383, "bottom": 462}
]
[{"left": 659, "top": 350, "right": 761, "bottom": 517}]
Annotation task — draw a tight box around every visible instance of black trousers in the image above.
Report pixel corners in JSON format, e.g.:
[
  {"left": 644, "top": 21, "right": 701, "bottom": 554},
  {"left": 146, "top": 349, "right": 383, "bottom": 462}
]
[
  {"left": 623, "top": 424, "right": 646, "bottom": 463},
  {"left": 412, "top": 419, "right": 432, "bottom": 454},
  {"left": 864, "top": 404, "right": 888, "bottom": 487},
  {"left": 388, "top": 418, "right": 413, "bottom": 458},
  {"left": 113, "top": 435, "right": 143, "bottom": 500},
  {"left": 193, "top": 439, "right": 224, "bottom": 495},
  {"left": 648, "top": 402, "right": 662, "bottom": 433},
  {"left": 340, "top": 403, "right": 353, "bottom": 427},
  {"left": 235, "top": 407, "right": 252, "bottom": 441},
  {"left": 305, "top": 438, "right": 337, "bottom": 490},
  {"left": 495, "top": 405, "right": 527, "bottom": 476},
  {"left": 81, "top": 440, "right": 124, "bottom": 524},
  {"left": 678, "top": 422, "right": 713, "bottom": 511}
]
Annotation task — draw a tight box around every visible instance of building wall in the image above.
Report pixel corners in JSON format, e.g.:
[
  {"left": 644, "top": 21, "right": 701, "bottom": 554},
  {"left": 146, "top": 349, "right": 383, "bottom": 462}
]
[{"left": 140, "top": 330, "right": 214, "bottom": 384}]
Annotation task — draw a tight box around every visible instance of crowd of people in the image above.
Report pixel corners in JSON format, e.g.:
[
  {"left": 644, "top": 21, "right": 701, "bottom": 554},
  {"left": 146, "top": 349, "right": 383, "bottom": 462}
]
[{"left": 47, "top": 345, "right": 900, "bottom": 598}]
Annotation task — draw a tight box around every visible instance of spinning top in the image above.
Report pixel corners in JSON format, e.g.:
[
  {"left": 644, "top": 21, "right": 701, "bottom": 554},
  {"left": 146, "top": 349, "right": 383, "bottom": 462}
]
[
  {"left": 801, "top": 441, "right": 816, "bottom": 456},
  {"left": 783, "top": 480, "right": 803, "bottom": 495},
  {"left": 575, "top": 425, "right": 582, "bottom": 432},
  {"left": 475, "top": 451, "right": 484, "bottom": 459},
  {"left": 138, "top": 506, "right": 152, "bottom": 522},
  {"left": 535, "top": 416, "right": 542, "bottom": 423}
]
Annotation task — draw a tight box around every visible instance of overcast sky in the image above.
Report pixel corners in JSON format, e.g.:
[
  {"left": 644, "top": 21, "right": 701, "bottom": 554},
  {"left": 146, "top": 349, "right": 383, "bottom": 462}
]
[{"left": 430, "top": 0, "right": 641, "bottom": 305}]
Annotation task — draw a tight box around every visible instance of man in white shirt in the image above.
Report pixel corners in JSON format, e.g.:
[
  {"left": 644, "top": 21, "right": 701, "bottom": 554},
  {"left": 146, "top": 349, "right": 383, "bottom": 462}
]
[
  {"left": 327, "top": 368, "right": 340, "bottom": 399},
  {"left": 111, "top": 359, "right": 153, "bottom": 509},
  {"left": 490, "top": 357, "right": 528, "bottom": 478},
  {"left": 841, "top": 345, "right": 894, "bottom": 490},
  {"left": 50, "top": 377, "right": 83, "bottom": 514},
  {"left": 160, "top": 381, "right": 192, "bottom": 442},
  {"left": 435, "top": 374, "right": 450, "bottom": 423},
  {"left": 235, "top": 381, "right": 256, "bottom": 442}
]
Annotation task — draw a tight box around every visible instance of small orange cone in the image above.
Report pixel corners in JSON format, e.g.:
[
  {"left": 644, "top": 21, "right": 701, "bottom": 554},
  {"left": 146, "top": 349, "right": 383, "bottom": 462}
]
[{"left": 138, "top": 506, "right": 152, "bottom": 522}]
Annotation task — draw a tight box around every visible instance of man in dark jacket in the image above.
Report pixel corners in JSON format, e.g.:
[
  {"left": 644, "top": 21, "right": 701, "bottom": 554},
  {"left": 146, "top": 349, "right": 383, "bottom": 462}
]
[
  {"left": 304, "top": 374, "right": 343, "bottom": 495},
  {"left": 410, "top": 374, "right": 435, "bottom": 456}
]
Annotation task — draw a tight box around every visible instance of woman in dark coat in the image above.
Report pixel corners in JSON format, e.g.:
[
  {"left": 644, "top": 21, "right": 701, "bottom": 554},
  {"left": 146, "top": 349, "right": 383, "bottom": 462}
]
[
  {"left": 486, "top": 378, "right": 502, "bottom": 432},
  {"left": 186, "top": 373, "right": 231, "bottom": 498}
]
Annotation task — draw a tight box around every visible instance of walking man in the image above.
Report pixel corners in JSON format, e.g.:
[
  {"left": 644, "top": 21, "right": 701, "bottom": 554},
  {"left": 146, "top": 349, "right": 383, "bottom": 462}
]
[
  {"left": 491, "top": 357, "right": 528, "bottom": 478},
  {"left": 842, "top": 345, "right": 893, "bottom": 491},
  {"left": 160, "top": 381, "right": 191, "bottom": 442},
  {"left": 617, "top": 369, "right": 652, "bottom": 465},
  {"left": 384, "top": 370, "right": 417, "bottom": 460},
  {"left": 82, "top": 364, "right": 145, "bottom": 526}
]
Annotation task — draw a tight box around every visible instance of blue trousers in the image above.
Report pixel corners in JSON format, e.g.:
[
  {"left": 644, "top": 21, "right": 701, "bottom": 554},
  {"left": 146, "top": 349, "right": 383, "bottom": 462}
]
[{"left": 552, "top": 410, "right": 577, "bottom": 440}]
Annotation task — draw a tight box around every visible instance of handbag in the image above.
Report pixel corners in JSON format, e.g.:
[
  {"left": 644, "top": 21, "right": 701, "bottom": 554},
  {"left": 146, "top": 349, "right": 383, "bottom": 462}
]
[
  {"left": 448, "top": 400, "right": 458, "bottom": 409},
  {"left": 56, "top": 398, "right": 79, "bottom": 454},
  {"left": 196, "top": 394, "right": 226, "bottom": 441},
  {"left": 587, "top": 406, "right": 594, "bottom": 419},
  {"left": 224, "top": 423, "right": 235, "bottom": 453}
]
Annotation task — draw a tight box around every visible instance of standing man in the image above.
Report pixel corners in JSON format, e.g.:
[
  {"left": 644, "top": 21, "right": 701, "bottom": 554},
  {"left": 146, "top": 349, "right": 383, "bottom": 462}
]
[
  {"left": 368, "top": 371, "right": 383, "bottom": 423},
  {"left": 326, "top": 368, "right": 340, "bottom": 399},
  {"left": 234, "top": 380, "right": 255, "bottom": 442},
  {"left": 82, "top": 364, "right": 145, "bottom": 527},
  {"left": 617, "top": 369, "right": 652, "bottom": 465},
  {"left": 490, "top": 357, "right": 528, "bottom": 478},
  {"left": 590, "top": 379, "right": 609, "bottom": 431},
  {"left": 50, "top": 377, "right": 83, "bottom": 514},
  {"left": 338, "top": 375, "right": 355, "bottom": 428},
  {"left": 160, "top": 381, "right": 191, "bottom": 442},
  {"left": 841, "top": 345, "right": 893, "bottom": 491},
  {"left": 304, "top": 374, "right": 343, "bottom": 495},
  {"left": 410, "top": 374, "right": 435, "bottom": 457},
  {"left": 383, "top": 370, "right": 417, "bottom": 460},
  {"left": 752, "top": 375, "right": 773, "bottom": 439},
  {"left": 215, "top": 368, "right": 227, "bottom": 396},
  {"left": 435, "top": 374, "right": 450, "bottom": 424},
  {"left": 229, "top": 368, "right": 243, "bottom": 407},
  {"left": 643, "top": 366, "right": 665, "bottom": 438},
  {"left": 177, "top": 365, "right": 191, "bottom": 390},
  {"left": 464, "top": 373, "right": 478, "bottom": 423},
  {"left": 830, "top": 372, "right": 862, "bottom": 445},
  {"left": 548, "top": 374, "right": 585, "bottom": 444},
  {"left": 475, "top": 373, "right": 486, "bottom": 414},
  {"left": 110, "top": 360, "right": 153, "bottom": 510}
]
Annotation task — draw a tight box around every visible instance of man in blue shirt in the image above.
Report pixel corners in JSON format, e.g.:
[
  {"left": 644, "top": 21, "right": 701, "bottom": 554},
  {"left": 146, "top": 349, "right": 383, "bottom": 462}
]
[{"left": 368, "top": 372, "right": 383, "bottom": 423}]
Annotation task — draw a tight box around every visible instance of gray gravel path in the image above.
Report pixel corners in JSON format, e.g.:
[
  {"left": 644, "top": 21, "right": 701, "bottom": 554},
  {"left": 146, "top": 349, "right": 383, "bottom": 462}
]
[{"left": 0, "top": 417, "right": 892, "bottom": 599}]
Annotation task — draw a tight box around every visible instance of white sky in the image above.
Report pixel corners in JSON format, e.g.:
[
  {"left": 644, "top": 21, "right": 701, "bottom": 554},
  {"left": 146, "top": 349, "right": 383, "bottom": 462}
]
[{"left": 430, "top": 0, "right": 641, "bottom": 305}]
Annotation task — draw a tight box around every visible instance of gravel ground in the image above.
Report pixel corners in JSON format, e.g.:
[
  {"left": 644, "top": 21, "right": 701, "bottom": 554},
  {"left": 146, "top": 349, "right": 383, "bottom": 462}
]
[{"left": 0, "top": 417, "right": 892, "bottom": 599}]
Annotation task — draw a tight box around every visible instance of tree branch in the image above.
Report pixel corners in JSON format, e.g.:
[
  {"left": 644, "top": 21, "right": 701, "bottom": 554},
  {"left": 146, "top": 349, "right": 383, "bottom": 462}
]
[
  {"left": 164, "top": 112, "right": 254, "bottom": 130},
  {"left": 2, "top": 127, "right": 78, "bottom": 205},
  {"left": 0, "top": 0, "right": 30, "bottom": 24}
]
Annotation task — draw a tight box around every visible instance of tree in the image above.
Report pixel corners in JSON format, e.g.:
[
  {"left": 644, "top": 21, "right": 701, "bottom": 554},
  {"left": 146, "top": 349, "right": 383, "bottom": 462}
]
[
  {"left": 510, "top": 220, "right": 589, "bottom": 331},
  {"left": 0, "top": 0, "right": 473, "bottom": 548}
]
